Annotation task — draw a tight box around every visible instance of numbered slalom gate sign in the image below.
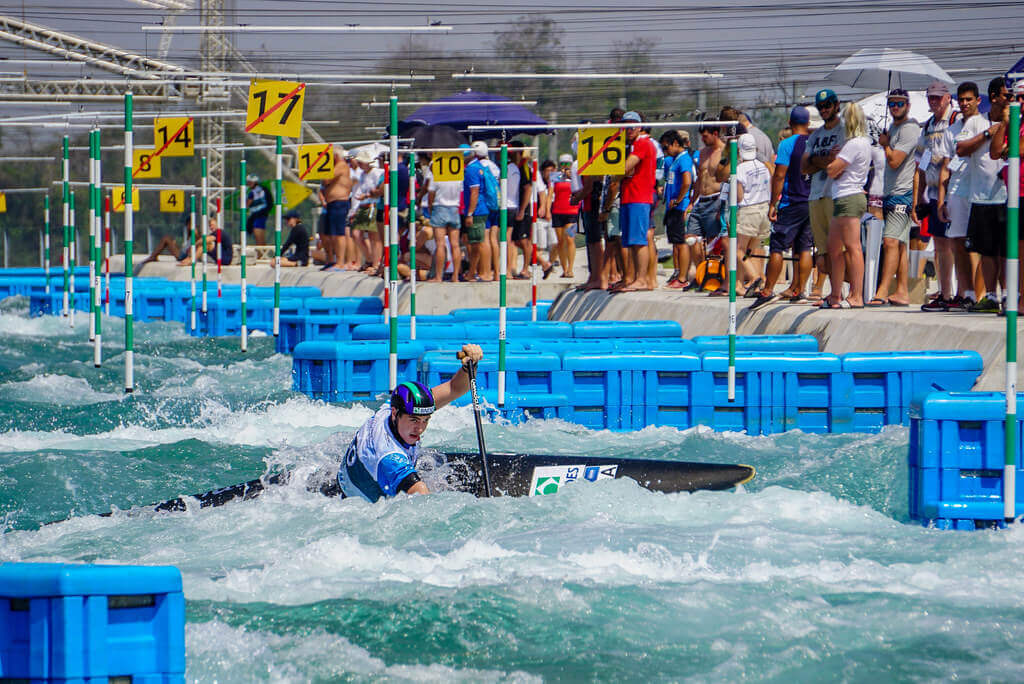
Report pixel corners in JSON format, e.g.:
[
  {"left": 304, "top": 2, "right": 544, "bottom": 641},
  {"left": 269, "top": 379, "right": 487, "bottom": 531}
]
[
  {"left": 153, "top": 117, "right": 194, "bottom": 157},
  {"left": 430, "top": 152, "right": 464, "bottom": 182},
  {"left": 0, "top": 192, "right": 6, "bottom": 213},
  {"left": 245, "top": 79, "right": 305, "bottom": 138},
  {"left": 113, "top": 185, "right": 140, "bottom": 212},
  {"left": 133, "top": 148, "right": 161, "bottom": 179},
  {"left": 577, "top": 126, "right": 625, "bottom": 176},
  {"left": 298, "top": 143, "right": 334, "bottom": 180},
  {"left": 159, "top": 189, "right": 185, "bottom": 212}
]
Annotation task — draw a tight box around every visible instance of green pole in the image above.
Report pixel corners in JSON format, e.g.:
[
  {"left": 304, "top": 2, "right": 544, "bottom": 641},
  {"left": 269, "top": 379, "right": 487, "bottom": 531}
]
[
  {"left": 124, "top": 91, "right": 135, "bottom": 393},
  {"left": 727, "top": 138, "right": 738, "bottom": 402},
  {"left": 92, "top": 127, "right": 103, "bottom": 367},
  {"left": 274, "top": 136, "right": 283, "bottom": 337},
  {"left": 240, "top": 158, "right": 248, "bottom": 352},
  {"left": 88, "top": 128, "right": 97, "bottom": 343},
  {"left": 201, "top": 155, "right": 208, "bottom": 314},
  {"left": 43, "top": 195, "right": 50, "bottom": 294},
  {"left": 408, "top": 157, "right": 417, "bottom": 340},
  {"left": 1005, "top": 101, "right": 1020, "bottom": 523},
  {"left": 189, "top": 193, "right": 197, "bottom": 332},
  {"left": 388, "top": 95, "right": 399, "bottom": 389},
  {"left": 61, "top": 135, "right": 69, "bottom": 317},
  {"left": 69, "top": 190, "right": 76, "bottom": 329},
  {"left": 498, "top": 143, "right": 508, "bottom": 407}
]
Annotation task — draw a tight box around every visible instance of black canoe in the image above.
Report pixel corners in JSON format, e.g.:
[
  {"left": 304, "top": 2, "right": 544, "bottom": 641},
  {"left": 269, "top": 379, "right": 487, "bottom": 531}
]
[{"left": 149, "top": 453, "right": 754, "bottom": 513}]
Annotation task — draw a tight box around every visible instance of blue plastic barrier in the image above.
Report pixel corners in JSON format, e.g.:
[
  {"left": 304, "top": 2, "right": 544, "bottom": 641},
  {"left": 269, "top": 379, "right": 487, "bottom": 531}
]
[
  {"left": 909, "top": 391, "right": 1024, "bottom": 529},
  {"left": 693, "top": 352, "right": 773, "bottom": 434},
  {"left": 475, "top": 321, "right": 573, "bottom": 339},
  {"left": 571, "top": 320, "right": 683, "bottom": 339},
  {"left": 449, "top": 305, "right": 550, "bottom": 322},
  {"left": 352, "top": 321, "right": 467, "bottom": 341},
  {"left": 691, "top": 334, "right": 819, "bottom": 353},
  {"left": 0, "top": 562, "right": 185, "bottom": 682},
  {"left": 292, "top": 340, "right": 424, "bottom": 401},
  {"left": 842, "top": 351, "right": 983, "bottom": 431},
  {"left": 302, "top": 296, "right": 382, "bottom": 316},
  {"left": 421, "top": 352, "right": 561, "bottom": 395}
]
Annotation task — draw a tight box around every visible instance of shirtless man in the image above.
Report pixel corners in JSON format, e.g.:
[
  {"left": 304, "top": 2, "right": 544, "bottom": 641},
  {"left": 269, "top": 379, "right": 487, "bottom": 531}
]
[
  {"left": 685, "top": 125, "right": 726, "bottom": 278},
  {"left": 317, "top": 146, "right": 354, "bottom": 269}
]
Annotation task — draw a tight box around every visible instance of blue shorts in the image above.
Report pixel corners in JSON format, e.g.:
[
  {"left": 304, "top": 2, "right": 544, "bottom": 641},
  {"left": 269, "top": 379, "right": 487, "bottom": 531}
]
[
  {"left": 324, "top": 199, "right": 350, "bottom": 236},
  {"left": 431, "top": 205, "right": 459, "bottom": 229},
  {"left": 620, "top": 203, "right": 651, "bottom": 247},
  {"left": 246, "top": 214, "right": 267, "bottom": 232},
  {"left": 488, "top": 210, "right": 500, "bottom": 229},
  {"left": 686, "top": 196, "right": 723, "bottom": 241},
  {"left": 769, "top": 203, "right": 813, "bottom": 254},
  {"left": 925, "top": 197, "right": 950, "bottom": 238}
]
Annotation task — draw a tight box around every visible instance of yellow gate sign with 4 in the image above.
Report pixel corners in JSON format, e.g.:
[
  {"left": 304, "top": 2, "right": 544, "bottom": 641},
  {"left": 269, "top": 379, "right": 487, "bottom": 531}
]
[
  {"left": 431, "top": 152, "right": 464, "bottom": 182},
  {"left": 245, "top": 79, "right": 305, "bottom": 138},
  {"left": 153, "top": 117, "right": 194, "bottom": 157},
  {"left": 159, "top": 190, "right": 184, "bottom": 212},
  {"left": 577, "top": 127, "right": 625, "bottom": 176},
  {"left": 132, "top": 149, "right": 161, "bottom": 179},
  {"left": 298, "top": 144, "right": 334, "bottom": 181}
]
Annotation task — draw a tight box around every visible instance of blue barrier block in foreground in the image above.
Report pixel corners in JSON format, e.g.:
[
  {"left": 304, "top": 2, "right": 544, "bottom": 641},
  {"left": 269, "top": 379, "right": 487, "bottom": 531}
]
[
  {"left": 292, "top": 340, "right": 423, "bottom": 402},
  {"left": 909, "top": 391, "right": 1024, "bottom": 529},
  {"left": 0, "top": 562, "right": 185, "bottom": 682}
]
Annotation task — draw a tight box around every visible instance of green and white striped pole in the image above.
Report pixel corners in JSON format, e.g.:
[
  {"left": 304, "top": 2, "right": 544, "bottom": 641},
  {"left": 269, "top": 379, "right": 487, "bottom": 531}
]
[
  {"left": 88, "top": 128, "right": 96, "bottom": 343},
  {"left": 92, "top": 127, "right": 102, "bottom": 367},
  {"left": 69, "top": 191, "right": 76, "bottom": 329},
  {"left": 43, "top": 195, "right": 50, "bottom": 294},
  {"left": 388, "top": 95, "right": 399, "bottom": 390},
  {"left": 273, "top": 136, "right": 283, "bottom": 337},
  {"left": 240, "top": 158, "right": 248, "bottom": 352},
  {"left": 727, "top": 138, "right": 738, "bottom": 402},
  {"left": 498, "top": 143, "right": 508, "bottom": 407},
  {"left": 189, "top": 193, "right": 197, "bottom": 332},
  {"left": 200, "top": 156, "right": 208, "bottom": 314},
  {"left": 61, "top": 135, "right": 69, "bottom": 319},
  {"left": 1005, "top": 101, "right": 1020, "bottom": 524},
  {"left": 408, "top": 159, "right": 417, "bottom": 340},
  {"left": 123, "top": 91, "right": 135, "bottom": 393}
]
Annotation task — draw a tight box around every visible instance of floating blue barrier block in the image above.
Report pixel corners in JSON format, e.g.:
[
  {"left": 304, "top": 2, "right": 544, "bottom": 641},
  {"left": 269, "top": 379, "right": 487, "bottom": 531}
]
[
  {"left": 421, "top": 352, "right": 560, "bottom": 394},
  {"left": 292, "top": 340, "right": 423, "bottom": 402},
  {"left": 449, "top": 305, "right": 550, "bottom": 322},
  {"left": 757, "top": 352, "right": 848, "bottom": 434},
  {"left": 352, "top": 321, "right": 467, "bottom": 341},
  {"left": 246, "top": 297, "right": 305, "bottom": 332},
  {"left": 630, "top": 354, "right": 703, "bottom": 430},
  {"left": 136, "top": 286, "right": 178, "bottom": 321},
  {"left": 613, "top": 338, "right": 700, "bottom": 354},
  {"left": 691, "top": 334, "right": 819, "bottom": 354},
  {"left": 449, "top": 389, "right": 571, "bottom": 423},
  {"left": 842, "top": 351, "right": 983, "bottom": 430},
  {"left": 303, "top": 296, "right": 382, "bottom": 316},
  {"left": 475, "top": 321, "right": 573, "bottom": 339},
  {"left": 0, "top": 562, "right": 185, "bottom": 682},
  {"left": 695, "top": 352, "right": 785, "bottom": 434},
  {"left": 572, "top": 320, "right": 682, "bottom": 339},
  {"left": 909, "top": 391, "right": 1024, "bottom": 528},
  {"left": 520, "top": 339, "right": 615, "bottom": 358},
  {"left": 557, "top": 354, "right": 635, "bottom": 430}
]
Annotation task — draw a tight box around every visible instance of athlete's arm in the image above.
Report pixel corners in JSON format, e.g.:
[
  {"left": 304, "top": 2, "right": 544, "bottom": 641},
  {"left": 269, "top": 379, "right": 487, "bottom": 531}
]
[{"left": 431, "top": 343, "right": 484, "bottom": 409}]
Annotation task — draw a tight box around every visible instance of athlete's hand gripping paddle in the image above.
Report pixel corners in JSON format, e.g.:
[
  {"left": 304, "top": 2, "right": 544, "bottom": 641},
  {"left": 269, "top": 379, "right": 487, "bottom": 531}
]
[{"left": 460, "top": 351, "right": 493, "bottom": 497}]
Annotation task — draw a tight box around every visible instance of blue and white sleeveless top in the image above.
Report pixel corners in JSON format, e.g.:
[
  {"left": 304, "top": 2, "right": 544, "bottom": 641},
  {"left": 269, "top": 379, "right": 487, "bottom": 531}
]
[{"left": 337, "top": 405, "right": 420, "bottom": 502}]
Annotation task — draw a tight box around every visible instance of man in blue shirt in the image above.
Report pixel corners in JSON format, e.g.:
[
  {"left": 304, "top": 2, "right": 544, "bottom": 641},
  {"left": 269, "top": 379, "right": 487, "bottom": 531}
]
[
  {"left": 659, "top": 130, "right": 694, "bottom": 289},
  {"left": 749, "top": 106, "right": 814, "bottom": 310},
  {"left": 463, "top": 141, "right": 493, "bottom": 280}
]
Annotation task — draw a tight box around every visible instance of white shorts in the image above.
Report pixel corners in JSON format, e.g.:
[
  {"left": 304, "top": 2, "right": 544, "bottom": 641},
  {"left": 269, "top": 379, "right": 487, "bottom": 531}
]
[
  {"left": 947, "top": 195, "right": 970, "bottom": 239},
  {"left": 533, "top": 219, "right": 557, "bottom": 249}
]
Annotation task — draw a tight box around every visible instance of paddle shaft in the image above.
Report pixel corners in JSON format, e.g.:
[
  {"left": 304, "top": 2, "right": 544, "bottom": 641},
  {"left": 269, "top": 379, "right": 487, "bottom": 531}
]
[{"left": 464, "top": 358, "right": 493, "bottom": 497}]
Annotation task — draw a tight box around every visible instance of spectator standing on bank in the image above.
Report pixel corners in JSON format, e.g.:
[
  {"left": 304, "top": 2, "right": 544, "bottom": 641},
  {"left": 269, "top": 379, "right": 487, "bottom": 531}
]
[
  {"left": 869, "top": 89, "right": 921, "bottom": 307},
  {"left": 734, "top": 133, "right": 772, "bottom": 294},
  {"left": 616, "top": 110, "right": 658, "bottom": 291},
  {"left": 802, "top": 89, "right": 845, "bottom": 300},
  {"left": 659, "top": 129, "right": 693, "bottom": 289}
]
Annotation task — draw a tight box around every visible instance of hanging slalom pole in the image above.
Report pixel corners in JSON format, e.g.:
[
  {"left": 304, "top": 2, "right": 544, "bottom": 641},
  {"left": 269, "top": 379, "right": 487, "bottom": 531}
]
[
  {"left": 239, "top": 158, "right": 248, "bottom": 353},
  {"left": 123, "top": 91, "right": 135, "bottom": 394},
  {"left": 189, "top": 194, "right": 197, "bottom": 333},
  {"left": 408, "top": 155, "right": 417, "bottom": 341},
  {"left": 387, "top": 94, "right": 399, "bottom": 390},
  {"left": 383, "top": 161, "right": 391, "bottom": 327},
  {"left": 43, "top": 195, "right": 50, "bottom": 294},
  {"left": 103, "top": 194, "right": 111, "bottom": 316},
  {"left": 727, "top": 137, "right": 738, "bottom": 402},
  {"left": 87, "top": 128, "right": 96, "bottom": 342},
  {"left": 530, "top": 158, "right": 539, "bottom": 321},
  {"left": 92, "top": 128, "right": 102, "bottom": 367},
  {"left": 273, "top": 136, "right": 283, "bottom": 337},
  {"left": 69, "top": 191, "right": 76, "bottom": 329},
  {"left": 201, "top": 156, "right": 209, "bottom": 314},
  {"left": 61, "top": 135, "right": 69, "bottom": 319},
  {"left": 498, "top": 143, "right": 509, "bottom": 406},
  {"left": 216, "top": 195, "right": 223, "bottom": 298},
  {"left": 1004, "top": 101, "right": 1020, "bottom": 524}
]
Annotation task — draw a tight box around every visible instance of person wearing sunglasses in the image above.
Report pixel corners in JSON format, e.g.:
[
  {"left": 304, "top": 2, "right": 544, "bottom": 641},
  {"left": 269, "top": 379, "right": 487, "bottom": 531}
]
[
  {"left": 801, "top": 89, "right": 845, "bottom": 302},
  {"left": 869, "top": 89, "right": 921, "bottom": 307}
]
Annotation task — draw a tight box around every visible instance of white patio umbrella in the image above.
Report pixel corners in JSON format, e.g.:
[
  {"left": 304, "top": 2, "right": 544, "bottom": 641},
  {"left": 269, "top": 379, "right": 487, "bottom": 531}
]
[{"left": 825, "top": 48, "right": 955, "bottom": 91}]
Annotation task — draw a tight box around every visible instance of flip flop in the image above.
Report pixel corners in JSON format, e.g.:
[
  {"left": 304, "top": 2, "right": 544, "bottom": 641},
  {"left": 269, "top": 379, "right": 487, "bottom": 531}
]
[
  {"left": 865, "top": 297, "right": 889, "bottom": 308},
  {"left": 744, "top": 278, "right": 763, "bottom": 298},
  {"left": 841, "top": 299, "right": 864, "bottom": 309},
  {"left": 887, "top": 300, "right": 910, "bottom": 307}
]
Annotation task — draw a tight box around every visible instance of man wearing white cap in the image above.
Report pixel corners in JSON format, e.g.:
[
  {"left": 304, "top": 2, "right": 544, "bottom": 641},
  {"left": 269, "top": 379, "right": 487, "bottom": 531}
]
[
  {"left": 735, "top": 133, "right": 772, "bottom": 293},
  {"left": 918, "top": 81, "right": 967, "bottom": 311}
]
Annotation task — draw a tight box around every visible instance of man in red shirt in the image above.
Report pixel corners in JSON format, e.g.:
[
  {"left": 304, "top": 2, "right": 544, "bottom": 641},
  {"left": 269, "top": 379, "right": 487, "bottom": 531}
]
[{"left": 617, "top": 110, "right": 657, "bottom": 291}]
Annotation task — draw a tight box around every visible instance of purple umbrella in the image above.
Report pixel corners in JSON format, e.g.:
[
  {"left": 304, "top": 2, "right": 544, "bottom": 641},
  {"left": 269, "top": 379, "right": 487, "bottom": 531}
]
[{"left": 397, "top": 90, "right": 550, "bottom": 139}]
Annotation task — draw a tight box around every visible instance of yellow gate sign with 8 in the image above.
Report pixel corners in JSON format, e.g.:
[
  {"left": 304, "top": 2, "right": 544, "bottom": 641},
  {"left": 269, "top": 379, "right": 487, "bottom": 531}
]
[
  {"left": 577, "top": 126, "right": 625, "bottom": 176},
  {"left": 245, "top": 79, "right": 305, "bottom": 138},
  {"left": 113, "top": 185, "right": 140, "bottom": 212},
  {"left": 132, "top": 149, "right": 161, "bottom": 179},
  {"left": 160, "top": 190, "right": 185, "bottom": 213},
  {"left": 0, "top": 193, "right": 5, "bottom": 213},
  {"left": 297, "top": 144, "right": 334, "bottom": 181},
  {"left": 153, "top": 117, "right": 194, "bottom": 157},
  {"left": 430, "top": 152, "right": 464, "bottom": 182}
]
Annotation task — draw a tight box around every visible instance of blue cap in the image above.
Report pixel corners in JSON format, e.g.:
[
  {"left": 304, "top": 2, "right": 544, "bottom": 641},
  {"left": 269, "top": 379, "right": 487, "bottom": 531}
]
[
  {"left": 814, "top": 89, "right": 838, "bottom": 107},
  {"left": 621, "top": 110, "right": 642, "bottom": 123},
  {"left": 789, "top": 106, "right": 810, "bottom": 125}
]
